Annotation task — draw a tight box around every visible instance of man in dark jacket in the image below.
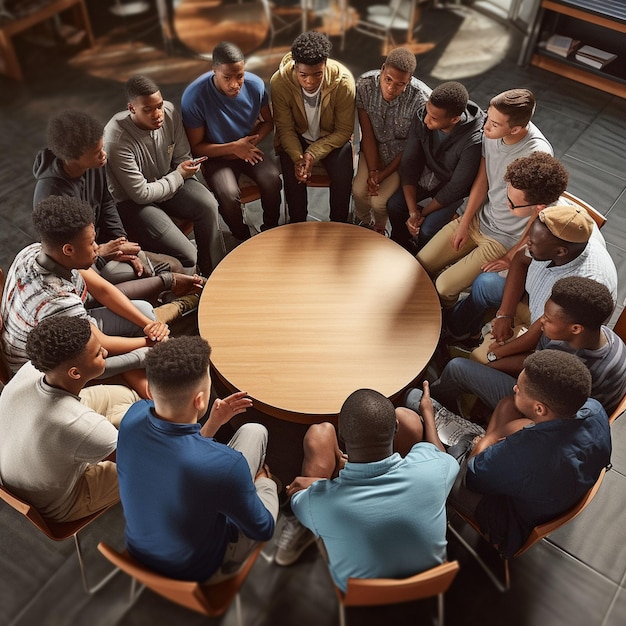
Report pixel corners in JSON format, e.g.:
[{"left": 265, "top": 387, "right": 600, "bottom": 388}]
[{"left": 387, "top": 81, "right": 484, "bottom": 251}]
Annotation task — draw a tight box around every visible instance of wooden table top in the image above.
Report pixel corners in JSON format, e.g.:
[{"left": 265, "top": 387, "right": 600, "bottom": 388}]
[{"left": 198, "top": 222, "right": 441, "bottom": 423}]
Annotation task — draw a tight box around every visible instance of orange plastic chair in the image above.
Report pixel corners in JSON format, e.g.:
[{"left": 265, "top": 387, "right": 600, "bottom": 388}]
[
  {"left": 97, "top": 541, "right": 264, "bottom": 624},
  {"left": 333, "top": 560, "right": 460, "bottom": 626},
  {"left": 0, "top": 484, "right": 119, "bottom": 593},
  {"left": 447, "top": 465, "right": 609, "bottom": 591}
]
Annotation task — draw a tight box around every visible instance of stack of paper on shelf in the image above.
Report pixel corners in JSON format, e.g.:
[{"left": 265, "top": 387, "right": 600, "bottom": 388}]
[
  {"left": 546, "top": 34, "right": 580, "bottom": 57},
  {"left": 575, "top": 45, "right": 618, "bottom": 69}
]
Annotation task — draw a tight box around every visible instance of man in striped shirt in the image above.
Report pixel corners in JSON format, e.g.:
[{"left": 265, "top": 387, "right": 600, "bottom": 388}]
[{"left": 431, "top": 277, "right": 626, "bottom": 416}]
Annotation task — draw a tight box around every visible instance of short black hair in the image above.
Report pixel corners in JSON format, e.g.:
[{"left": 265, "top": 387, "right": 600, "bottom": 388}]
[
  {"left": 490, "top": 88, "right": 536, "bottom": 128},
  {"left": 384, "top": 47, "right": 416, "bottom": 75},
  {"left": 338, "top": 389, "right": 396, "bottom": 450},
  {"left": 429, "top": 81, "right": 469, "bottom": 118},
  {"left": 291, "top": 31, "right": 332, "bottom": 65},
  {"left": 26, "top": 316, "right": 92, "bottom": 373},
  {"left": 32, "top": 195, "right": 95, "bottom": 247},
  {"left": 504, "top": 152, "right": 568, "bottom": 206},
  {"left": 146, "top": 336, "right": 211, "bottom": 396},
  {"left": 549, "top": 277, "right": 614, "bottom": 330},
  {"left": 523, "top": 350, "right": 591, "bottom": 416},
  {"left": 125, "top": 75, "right": 160, "bottom": 102},
  {"left": 47, "top": 111, "right": 103, "bottom": 161},
  {"left": 212, "top": 41, "right": 244, "bottom": 65}
]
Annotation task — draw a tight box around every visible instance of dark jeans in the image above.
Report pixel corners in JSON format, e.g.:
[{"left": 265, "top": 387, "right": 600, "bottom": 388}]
[
  {"left": 202, "top": 157, "right": 282, "bottom": 240},
  {"left": 118, "top": 178, "right": 224, "bottom": 277},
  {"left": 279, "top": 136, "right": 353, "bottom": 223},
  {"left": 387, "top": 187, "right": 463, "bottom": 251}
]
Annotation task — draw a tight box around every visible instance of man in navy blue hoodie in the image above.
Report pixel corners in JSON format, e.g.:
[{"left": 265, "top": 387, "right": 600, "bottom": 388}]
[{"left": 387, "top": 81, "right": 484, "bottom": 251}]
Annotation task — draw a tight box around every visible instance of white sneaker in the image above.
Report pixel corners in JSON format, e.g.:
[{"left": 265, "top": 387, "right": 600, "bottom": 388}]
[
  {"left": 435, "top": 405, "right": 485, "bottom": 447},
  {"left": 274, "top": 516, "right": 315, "bottom": 566}
]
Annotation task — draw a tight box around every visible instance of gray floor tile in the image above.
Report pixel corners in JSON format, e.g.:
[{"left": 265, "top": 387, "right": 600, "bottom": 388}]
[
  {"left": 609, "top": 412, "right": 626, "bottom": 477},
  {"left": 604, "top": 190, "right": 626, "bottom": 251},
  {"left": 560, "top": 156, "right": 625, "bottom": 215},
  {"left": 538, "top": 79, "right": 614, "bottom": 126},
  {"left": 546, "top": 470, "right": 626, "bottom": 584},
  {"left": 532, "top": 108, "right": 588, "bottom": 159},
  {"left": 604, "top": 586, "right": 626, "bottom": 626}
]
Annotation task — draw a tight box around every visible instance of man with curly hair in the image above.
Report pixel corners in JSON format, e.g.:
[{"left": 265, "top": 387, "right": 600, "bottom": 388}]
[
  {"left": 351, "top": 47, "right": 431, "bottom": 235},
  {"left": 34, "top": 110, "right": 187, "bottom": 285},
  {"left": 443, "top": 152, "right": 571, "bottom": 342},
  {"left": 104, "top": 75, "right": 225, "bottom": 277},
  {"left": 406, "top": 350, "right": 611, "bottom": 558},
  {"left": 417, "top": 89, "right": 553, "bottom": 306},
  {"left": 0, "top": 195, "right": 168, "bottom": 379},
  {"left": 182, "top": 42, "right": 282, "bottom": 239},
  {"left": 431, "top": 277, "right": 626, "bottom": 417},
  {"left": 116, "top": 336, "right": 279, "bottom": 582},
  {"left": 387, "top": 80, "right": 484, "bottom": 250},
  {"left": 270, "top": 31, "right": 355, "bottom": 223},
  {"left": 0, "top": 316, "right": 139, "bottom": 521}
]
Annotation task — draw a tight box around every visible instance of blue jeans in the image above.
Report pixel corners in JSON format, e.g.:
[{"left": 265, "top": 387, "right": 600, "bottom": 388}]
[
  {"left": 430, "top": 357, "right": 516, "bottom": 413},
  {"left": 446, "top": 271, "right": 506, "bottom": 338},
  {"left": 387, "top": 187, "right": 462, "bottom": 251}
]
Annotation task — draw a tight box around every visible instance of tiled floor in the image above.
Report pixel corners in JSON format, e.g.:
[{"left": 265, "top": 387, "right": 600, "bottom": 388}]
[{"left": 1, "top": 2, "right": 625, "bottom": 625}]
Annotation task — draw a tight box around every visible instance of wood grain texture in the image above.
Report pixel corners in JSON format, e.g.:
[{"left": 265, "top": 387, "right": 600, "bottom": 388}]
[{"left": 199, "top": 222, "right": 441, "bottom": 423}]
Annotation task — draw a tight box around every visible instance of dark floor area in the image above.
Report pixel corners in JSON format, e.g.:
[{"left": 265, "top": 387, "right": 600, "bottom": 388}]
[{"left": 1, "top": 1, "right": 626, "bottom": 625}]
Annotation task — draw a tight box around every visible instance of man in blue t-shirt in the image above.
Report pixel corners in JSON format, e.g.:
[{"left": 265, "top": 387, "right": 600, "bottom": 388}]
[
  {"left": 274, "top": 383, "right": 458, "bottom": 592},
  {"left": 182, "top": 42, "right": 282, "bottom": 241},
  {"left": 443, "top": 350, "right": 611, "bottom": 558},
  {"left": 116, "top": 336, "right": 278, "bottom": 581}
]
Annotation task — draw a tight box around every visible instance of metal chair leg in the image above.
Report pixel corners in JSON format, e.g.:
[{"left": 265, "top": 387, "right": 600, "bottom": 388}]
[{"left": 74, "top": 533, "right": 120, "bottom": 594}]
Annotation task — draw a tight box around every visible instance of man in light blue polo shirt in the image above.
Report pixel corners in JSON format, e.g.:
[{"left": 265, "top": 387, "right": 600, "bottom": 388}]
[
  {"left": 182, "top": 41, "right": 282, "bottom": 240},
  {"left": 275, "top": 384, "right": 458, "bottom": 591}
]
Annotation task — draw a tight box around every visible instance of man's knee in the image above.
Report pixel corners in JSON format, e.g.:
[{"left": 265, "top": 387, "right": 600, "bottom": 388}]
[{"left": 303, "top": 422, "right": 337, "bottom": 455}]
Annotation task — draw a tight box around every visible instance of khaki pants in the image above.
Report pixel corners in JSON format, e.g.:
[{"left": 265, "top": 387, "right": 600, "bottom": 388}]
[
  {"left": 417, "top": 215, "right": 508, "bottom": 307},
  {"left": 351, "top": 156, "right": 400, "bottom": 226},
  {"left": 471, "top": 302, "right": 531, "bottom": 364},
  {"left": 79, "top": 384, "right": 140, "bottom": 427},
  {"left": 60, "top": 461, "right": 119, "bottom": 522}
]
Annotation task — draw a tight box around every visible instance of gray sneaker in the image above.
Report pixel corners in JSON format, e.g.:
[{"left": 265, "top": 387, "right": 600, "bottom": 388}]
[
  {"left": 434, "top": 405, "right": 485, "bottom": 447},
  {"left": 274, "top": 515, "right": 315, "bottom": 566}
]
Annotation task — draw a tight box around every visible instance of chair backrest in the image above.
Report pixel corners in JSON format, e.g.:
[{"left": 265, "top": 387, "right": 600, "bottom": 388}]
[
  {"left": 338, "top": 561, "right": 460, "bottom": 607},
  {"left": 97, "top": 541, "right": 264, "bottom": 617},
  {"left": 561, "top": 191, "right": 607, "bottom": 229},
  {"left": 609, "top": 394, "right": 626, "bottom": 425},
  {"left": 513, "top": 466, "right": 608, "bottom": 557},
  {"left": 612, "top": 306, "right": 626, "bottom": 343},
  {"left": 0, "top": 483, "right": 114, "bottom": 541}
]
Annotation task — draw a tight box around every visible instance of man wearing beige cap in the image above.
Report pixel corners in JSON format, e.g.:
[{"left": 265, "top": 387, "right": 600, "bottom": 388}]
[{"left": 469, "top": 203, "right": 617, "bottom": 365}]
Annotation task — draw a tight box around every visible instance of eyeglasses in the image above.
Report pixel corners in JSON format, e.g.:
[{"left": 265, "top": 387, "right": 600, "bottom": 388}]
[{"left": 507, "top": 191, "right": 536, "bottom": 211}]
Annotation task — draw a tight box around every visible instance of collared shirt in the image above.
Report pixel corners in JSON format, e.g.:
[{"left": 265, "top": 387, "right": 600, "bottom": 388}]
[
  {"left": 0, "top": 243, "right": 93, "bottom": 372},
  {"left": 526, "top": 236, "right": 618, "bottom": 323},
  {"left": 356, "top": 70, "right": 430, "bottom": 167}
]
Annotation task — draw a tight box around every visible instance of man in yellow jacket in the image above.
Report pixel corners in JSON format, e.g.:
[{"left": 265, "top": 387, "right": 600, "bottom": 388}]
[{"left": 270, "top": 32, "right": 355, "bottom": 223}]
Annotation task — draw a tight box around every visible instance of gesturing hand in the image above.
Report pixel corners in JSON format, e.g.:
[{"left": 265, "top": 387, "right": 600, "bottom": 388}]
[{"left": 210, "top": 391, "right": 253, "bottom": 427}]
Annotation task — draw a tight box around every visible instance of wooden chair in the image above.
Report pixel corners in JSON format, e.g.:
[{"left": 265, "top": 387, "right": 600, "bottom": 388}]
[
  {"left": 607, "top": 307, "right": 626, "bottom": 424},
  {"left": 561, "top": 190, "right": 607, "bottom": 229},
  {"left": 333, "top": 561, "right": 460, "bottom": 626},
  {"left": 447, "top": 466, "right": 609, "bottom": 592},
  {"left": 97, "top": 541, "right": 264, "bottom": 623},
  {"left": 0, "top": 484, "right": 119, "bottom": 593}
]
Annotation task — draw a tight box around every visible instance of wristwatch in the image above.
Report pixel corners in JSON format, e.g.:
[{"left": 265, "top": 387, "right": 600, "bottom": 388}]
[{"left": 487, "top": 351, "right": 497, "bottom": 362}]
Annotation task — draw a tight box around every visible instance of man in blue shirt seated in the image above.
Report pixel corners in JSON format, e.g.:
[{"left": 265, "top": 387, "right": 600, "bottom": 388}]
[
  {"left": 182, "top": 41, "right": 282, "bottom": 240},
  {"left": 275, "top": 384, "right": 459, "bottom": 592},
  {"left": 440, "top": 350, "right": 611, "bottom": 559},
  {"left": 116, "top": 336, "right": 279, "bottom": 582}
]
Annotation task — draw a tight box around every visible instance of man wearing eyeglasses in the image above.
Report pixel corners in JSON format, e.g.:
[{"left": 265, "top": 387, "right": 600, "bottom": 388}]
[{"left": 417, "top": 89, "right": 552, "bottom": 308}]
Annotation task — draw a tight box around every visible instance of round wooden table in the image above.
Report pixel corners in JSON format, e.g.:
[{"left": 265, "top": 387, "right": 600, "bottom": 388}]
[{"left": 199, "top": 222, "right": 441, "bottom": 423}]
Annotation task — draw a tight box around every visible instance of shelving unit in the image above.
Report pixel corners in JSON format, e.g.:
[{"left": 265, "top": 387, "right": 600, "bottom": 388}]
[{"left": 527, "top": 0, "right": 626, "bottom": 97}]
